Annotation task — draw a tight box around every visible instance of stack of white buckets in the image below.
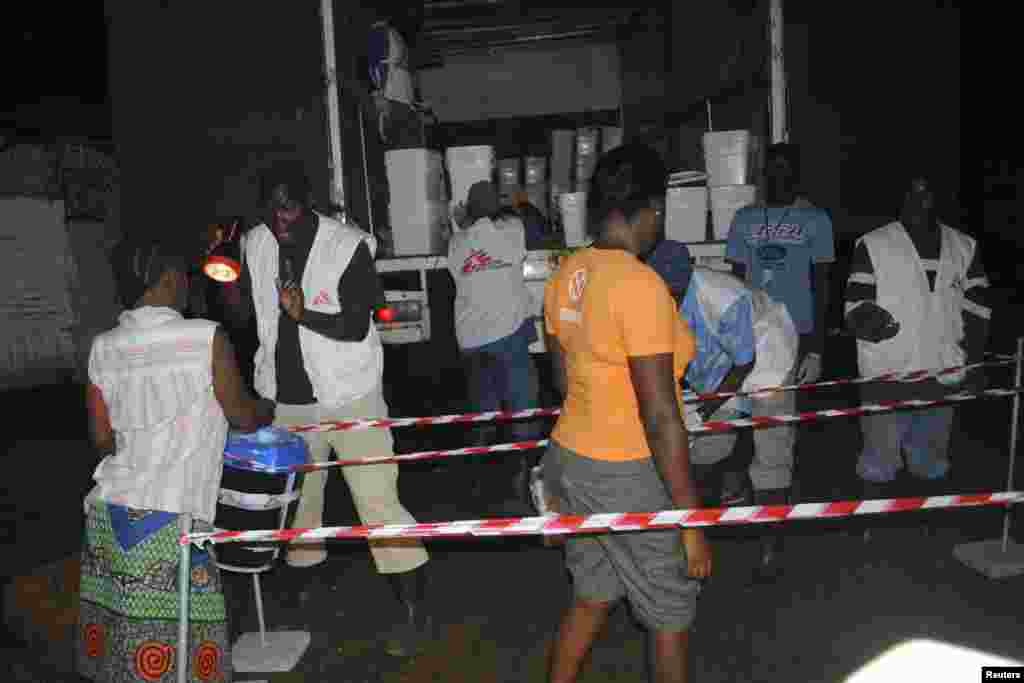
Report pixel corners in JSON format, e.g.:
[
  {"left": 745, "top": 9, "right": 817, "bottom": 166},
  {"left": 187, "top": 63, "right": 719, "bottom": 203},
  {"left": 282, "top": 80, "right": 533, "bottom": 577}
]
[{"left": 704, "top": 130, "right": 758, "bottom": 241}]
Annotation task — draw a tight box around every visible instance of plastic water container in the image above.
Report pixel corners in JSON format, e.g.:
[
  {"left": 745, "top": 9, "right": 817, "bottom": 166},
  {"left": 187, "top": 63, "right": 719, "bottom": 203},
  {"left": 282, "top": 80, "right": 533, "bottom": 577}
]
[
  {"left": 385, "top": 149, "right": 445, "bottom": 202},
  {"left": 575, "top": 128, "right": 600, "bottom": 190},
  {"left": 559, "top": 192, "right": 588, "bottom": 247},
  {"left": 216, "top": 427, "right": 310, "bottom": 568},
  {"left": 666, "top": 186, "right": 708, "bottom": 243},
  {"left": 389, "top": 199, "right": 450, "bottom": 256},
  {"left": 576, "top": 128, "right": 599, "bottom": 158},
  {"left": 223, "top": 427, "right": 309, "bottom": 473},
  {"left": 703, "top": 130, "right": 754, "bottom": 187},
  {"left": 498, "top": 158, "right": 521, "bottom": 189},
  {"left": 524, "top": 156, "right": 547, "bottom": 186},
  {"left": 710, "top": 185, "right": 757, "bottom": 240},
  {"left": 549, "top": 130, "right": 575, "bottom": 189},
  {"left": 445, "top": 145, "right": 495, "bottom": 205}
]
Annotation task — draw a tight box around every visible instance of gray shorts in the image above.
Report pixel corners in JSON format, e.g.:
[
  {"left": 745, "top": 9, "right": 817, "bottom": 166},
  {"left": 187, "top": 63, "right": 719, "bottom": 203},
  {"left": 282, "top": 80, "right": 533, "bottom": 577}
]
[{"left": 542, "top": 441, "right": 700, "bottom": 631}]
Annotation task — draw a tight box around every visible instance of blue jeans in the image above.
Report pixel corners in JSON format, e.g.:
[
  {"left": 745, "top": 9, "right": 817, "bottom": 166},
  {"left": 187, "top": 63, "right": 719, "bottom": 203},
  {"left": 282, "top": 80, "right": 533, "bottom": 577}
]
[
  {"left": 857, "top": 408, "right": 954, "bottom": 482},
  {"left": 464, "top": 320, "right": 540, "bottom": 444},
  {"left": 856, "top": 380, "right": 955, "bottom": 482}
]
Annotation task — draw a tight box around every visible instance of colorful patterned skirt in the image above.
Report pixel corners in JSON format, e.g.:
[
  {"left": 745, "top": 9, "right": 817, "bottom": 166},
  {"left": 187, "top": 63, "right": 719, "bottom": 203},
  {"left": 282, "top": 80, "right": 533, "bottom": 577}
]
[{"left": 76, "top": 501, "right": 232, "bottom": 682}]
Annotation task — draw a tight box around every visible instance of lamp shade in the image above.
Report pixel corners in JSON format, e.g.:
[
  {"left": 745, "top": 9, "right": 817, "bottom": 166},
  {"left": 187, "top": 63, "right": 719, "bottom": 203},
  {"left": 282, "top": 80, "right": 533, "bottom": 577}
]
[
  {"left": 203, "top": 221, "right": 242, "bottom": 283},
  {"left": 203, "top": 252, "right": 241, "bottom": 282}
]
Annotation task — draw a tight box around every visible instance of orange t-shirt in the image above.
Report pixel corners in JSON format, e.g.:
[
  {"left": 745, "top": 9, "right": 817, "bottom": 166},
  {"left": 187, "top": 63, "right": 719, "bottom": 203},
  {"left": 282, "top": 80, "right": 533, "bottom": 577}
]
[{"left": 543, "top": 247, "right": 696, "bottom": 461}]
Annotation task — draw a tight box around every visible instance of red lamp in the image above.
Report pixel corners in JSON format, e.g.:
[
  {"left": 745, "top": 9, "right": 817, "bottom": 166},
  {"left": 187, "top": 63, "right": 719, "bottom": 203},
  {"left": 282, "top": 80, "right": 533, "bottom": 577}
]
[{"left": 203, "top": 221, "right": 242, "bottom": 283}]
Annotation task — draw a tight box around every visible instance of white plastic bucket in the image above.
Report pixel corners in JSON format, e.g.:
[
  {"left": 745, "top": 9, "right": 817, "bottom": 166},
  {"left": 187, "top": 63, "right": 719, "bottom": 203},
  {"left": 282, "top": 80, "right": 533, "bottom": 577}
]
[
  {"left": 703, "top": 130, "right": 753, "bottom": 187},
  {"left": 385, "top": 149, "right": 445, "bottom": 202},
  {"left": 559, "top": 192, "right": 588, "bottom": 247},
  {"left": 549, "top": 130, "right": 575, "bottom": 188},
  {"left": 389, "top": 199, "right": 450, "bottom": 256},
  {"left": 709, "top": 185, "right": 757, "bottom": 240},
  {"left": 445, "top": 145, "right": 494, "bottom": 205},
  {"left": 575, "top": 128, "right": 600, "bottom": 189},
  {"left": 665, "top": 187, "right": 708, "bottom": 243},
  {"left": 524, "top": 157, "right": 547, "bottom": 186},
  {"left": 498, "top": 157, "right": 521, "bottom": 189}
]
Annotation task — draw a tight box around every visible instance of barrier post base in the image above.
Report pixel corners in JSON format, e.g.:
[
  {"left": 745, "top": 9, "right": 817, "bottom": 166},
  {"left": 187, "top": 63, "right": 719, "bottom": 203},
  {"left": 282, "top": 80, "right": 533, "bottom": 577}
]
[
  {"left": 952, "top": 539, "right": 1024, "bottom": 579},
  {"left": 232, "top": 631, "right": 311, "bottom": 673}
]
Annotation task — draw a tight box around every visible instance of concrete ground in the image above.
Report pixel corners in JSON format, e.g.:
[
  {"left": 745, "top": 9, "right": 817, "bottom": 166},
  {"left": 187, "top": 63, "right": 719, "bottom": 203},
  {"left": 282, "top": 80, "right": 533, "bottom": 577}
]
[{"left": 3, "top": 342, "right": 1023, "bottom": 682}]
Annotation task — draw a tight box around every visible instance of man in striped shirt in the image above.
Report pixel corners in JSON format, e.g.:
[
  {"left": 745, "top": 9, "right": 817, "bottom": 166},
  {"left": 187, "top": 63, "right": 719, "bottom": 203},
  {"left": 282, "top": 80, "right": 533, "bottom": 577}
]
[{"left": 845, "top": 176, "right": 990, "bottom": 510}]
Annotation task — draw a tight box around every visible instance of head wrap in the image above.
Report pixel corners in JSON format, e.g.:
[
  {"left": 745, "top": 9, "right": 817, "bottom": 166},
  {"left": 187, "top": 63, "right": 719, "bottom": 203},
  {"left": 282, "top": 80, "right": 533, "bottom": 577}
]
[{"left": 646, "top": 239, "right": 693, "bottom": 301}]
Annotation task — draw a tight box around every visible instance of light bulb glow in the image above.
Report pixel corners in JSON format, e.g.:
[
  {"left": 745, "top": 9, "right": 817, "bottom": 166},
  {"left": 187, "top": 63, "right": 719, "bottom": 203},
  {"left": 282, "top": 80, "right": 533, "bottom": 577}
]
[{"left": 203, "top": 256, "right": 241, "bottom": 283}]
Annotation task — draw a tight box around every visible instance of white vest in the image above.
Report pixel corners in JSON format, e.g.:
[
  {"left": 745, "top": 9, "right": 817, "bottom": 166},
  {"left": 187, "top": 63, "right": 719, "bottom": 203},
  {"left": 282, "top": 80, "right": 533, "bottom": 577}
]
[
  {"left": 447, "top": 215, "right": 531, "bottom": 350},
  {"left": 381, "top": 24, "right": 414, "bottom": 105},
  {"left": 87, "top": 307, "right": 228, "bottom": 523},
  {"left": 855, "top": 222, "right": 974, "bottom": 378},
  {"left": 246, "top": 214, "right": 383, "bottom": 407}
]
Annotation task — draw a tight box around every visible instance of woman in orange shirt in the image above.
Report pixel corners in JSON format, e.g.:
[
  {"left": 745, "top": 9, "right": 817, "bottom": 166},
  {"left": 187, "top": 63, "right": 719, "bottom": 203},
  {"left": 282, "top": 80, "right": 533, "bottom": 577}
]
[{"left": 542, "top": 145, "right": 712, "bottom": 683}]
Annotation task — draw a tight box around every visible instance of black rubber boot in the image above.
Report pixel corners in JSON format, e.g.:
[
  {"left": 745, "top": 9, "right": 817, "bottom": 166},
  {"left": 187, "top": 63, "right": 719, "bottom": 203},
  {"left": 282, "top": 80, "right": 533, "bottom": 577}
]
[
  {"left": 749, "top": 488, "right": 789, "bottom": 585},
  {"left": 384, "top": 565, "right": 433, "bottom": 657}
]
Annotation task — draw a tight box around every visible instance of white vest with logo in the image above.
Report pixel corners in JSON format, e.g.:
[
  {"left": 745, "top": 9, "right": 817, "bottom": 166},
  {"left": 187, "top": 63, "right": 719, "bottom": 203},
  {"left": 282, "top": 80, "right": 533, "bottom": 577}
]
[
  {"left": 447, "top": 215, "right": 531, "bottom": 350},
  {"left": 855, "top": 222, "right": 975, "bottom": 378},
  {"left": 246, "top": 214, "right": 383, "bottom": 407},
  {"left": 87, "top": 307, "right": 228, "bottom": 523}
]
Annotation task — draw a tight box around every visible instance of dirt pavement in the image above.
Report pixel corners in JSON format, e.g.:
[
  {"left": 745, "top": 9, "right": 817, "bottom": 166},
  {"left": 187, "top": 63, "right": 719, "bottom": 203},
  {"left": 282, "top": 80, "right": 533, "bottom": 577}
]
[
  {"left": 216, "top": 366, "right": 1024, "bottom": 682},
  {"left": 3, "top": 357, "right": 1024, "bottom": 682}
]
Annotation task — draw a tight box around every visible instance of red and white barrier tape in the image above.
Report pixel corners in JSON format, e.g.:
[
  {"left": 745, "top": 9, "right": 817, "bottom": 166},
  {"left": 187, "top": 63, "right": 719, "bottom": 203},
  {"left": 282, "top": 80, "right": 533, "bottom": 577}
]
[
  {"left": 186, "top": 491, "right": 1024, "bottom": 545},
  {"left": 284, "top": 358, "right": 1019, "bottom": 434},
  {"left": 694, "top": 386, "right": 1021, "bottom": 433},
  {"left": 688, "top": 358, "right": 1013, "bottom": 403},
  {"left": 224, "top": 439, "right": 548, "bottom": 473},
  {"left": 225, "top": 387, "right": 1022, "bottom": 472}
]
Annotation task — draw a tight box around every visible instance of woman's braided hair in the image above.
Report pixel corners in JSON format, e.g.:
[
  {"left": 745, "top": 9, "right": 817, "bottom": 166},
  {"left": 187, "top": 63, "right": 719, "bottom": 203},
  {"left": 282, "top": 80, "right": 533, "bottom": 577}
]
[{"left": 110, "top": 238, "right": 193, "bottom": 309}]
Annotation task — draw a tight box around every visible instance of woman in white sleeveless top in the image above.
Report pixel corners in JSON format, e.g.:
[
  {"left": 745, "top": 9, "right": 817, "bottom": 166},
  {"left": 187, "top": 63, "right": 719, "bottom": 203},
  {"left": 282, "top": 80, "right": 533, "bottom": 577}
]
[{"left": 77, "top": 240, "right": 275, "bottom": 683}]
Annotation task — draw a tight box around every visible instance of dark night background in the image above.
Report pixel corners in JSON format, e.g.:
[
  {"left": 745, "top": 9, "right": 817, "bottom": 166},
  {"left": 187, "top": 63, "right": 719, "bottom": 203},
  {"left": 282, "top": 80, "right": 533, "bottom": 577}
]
[{"left": 0, "top": 3, "right": 1015, "bottom": 293}]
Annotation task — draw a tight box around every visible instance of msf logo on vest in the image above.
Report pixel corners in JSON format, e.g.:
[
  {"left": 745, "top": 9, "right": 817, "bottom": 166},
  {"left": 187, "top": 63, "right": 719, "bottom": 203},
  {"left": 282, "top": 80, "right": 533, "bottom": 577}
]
[
  {"left": 311, "top": 289, "right": 332, "bottom": 306},
  {"left": 461, "top": 249, "right": 495, "bottom": 274}
]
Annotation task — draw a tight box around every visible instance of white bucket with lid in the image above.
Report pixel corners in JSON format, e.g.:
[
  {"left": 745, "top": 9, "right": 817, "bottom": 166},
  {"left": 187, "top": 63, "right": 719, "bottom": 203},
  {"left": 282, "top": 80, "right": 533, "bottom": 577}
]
[
  {"left": 389, "top": 199, "right": 450, "bottom": 256},
  {"left": 559, "top": 192, "right": 588, "bottom": 247},
  {"left": 445, "top": 145, "right": 495, "bottom": 205},
  {"left": 666, "top": 187, "right": 708, "bottom": 243},
  {"left": 385, "top": 149, "right": 445, "bottom": 202},
  {"left": 703, "top": 130, "right": 753, "bottom": 187},
  {"left": 710, "top": 185, "right": 757, "bottom": 240},
  {"left": 524, "top": 157, "right": 547, "bottom": 186}
]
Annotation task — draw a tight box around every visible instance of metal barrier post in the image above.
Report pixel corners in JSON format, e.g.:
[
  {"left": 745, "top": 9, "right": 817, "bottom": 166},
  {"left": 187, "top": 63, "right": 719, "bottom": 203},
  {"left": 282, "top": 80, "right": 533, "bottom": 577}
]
[
  {"left": 177, "top": 514, "right": 192, "bottom": 683},
  {"left": 952, "top": 338, "right": 1024, "bottom": 578},
  {"left": 1002, "top": 337, "right": 1023, "bottom": 551}
]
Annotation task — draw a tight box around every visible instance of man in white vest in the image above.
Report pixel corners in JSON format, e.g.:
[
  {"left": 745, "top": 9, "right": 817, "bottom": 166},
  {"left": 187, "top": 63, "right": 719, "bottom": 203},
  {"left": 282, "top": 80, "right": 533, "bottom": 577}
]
[
  {"left": 845, "top": 176, "right": 990, "bottom": 520},
  {"left": 225, "top": 162, "right": 432, "bottom": 657}
]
